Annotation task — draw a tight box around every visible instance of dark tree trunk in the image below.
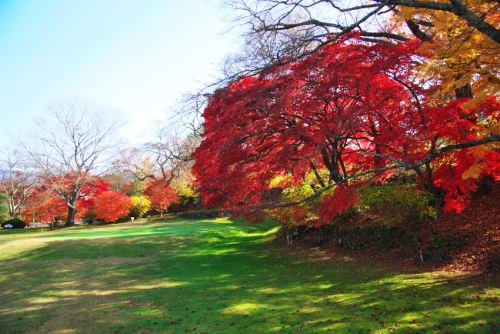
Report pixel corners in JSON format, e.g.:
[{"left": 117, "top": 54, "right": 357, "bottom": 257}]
[
  {"left": 65, "top": 206, "right": 76, "bottom": 226},
  {"left": 320, "top": 147, "right": 333, "bottom": 174},
  {"left": 424, "top": 161, "right": 446, "bottom": 209},
  {"left": 329, "top": 166, "right": 342, "bottom": 183},
  {"left": 309, "top": 161, "right": 326, "bottom": 188},
  {"left": 321, "top": 146, "right": 343, "bottom": 183},
  {"left": 455, "top": 82, "right": 473, "bottom": 99},
  {"left": 65, "top": 190, "right": 79, "bottom": 227},
  {"left": 405, "top": 19, "right": 433, "bottom": 41}
]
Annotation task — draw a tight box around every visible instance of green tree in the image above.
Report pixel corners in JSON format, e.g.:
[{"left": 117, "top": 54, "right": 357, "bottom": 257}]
[
  {"left": 0, "top": 193, "right": 9, "bottom": 222},
  {"left": 128, "top": 178, "right": 145, "bottom": 197}
]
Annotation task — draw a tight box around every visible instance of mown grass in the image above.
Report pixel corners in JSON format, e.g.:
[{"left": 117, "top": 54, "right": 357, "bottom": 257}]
[{"left": 0, "top": 216, "right": 499, "bottom": 334}]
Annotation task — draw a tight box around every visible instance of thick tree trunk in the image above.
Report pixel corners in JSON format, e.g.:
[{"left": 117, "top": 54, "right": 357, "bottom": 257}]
[
  {"left": 8, "top": 198, "right": 17, "bottom": 218},
  {"left": 65, "top": 190, "right": 79, "bottom": 227},
  {"left": 455, "top": 83, "right": 473, "bottom": 99},
  {"left": 424, "top": 161, "right": 446, "bottom": 209},
  {"left": 65, "top": 206, "right": 76, "bottom": 226},
  {"left": 329, "top": 167, "right": 342, "bottom": 183},
  {"left": 321, "top": 146, "right": 343, "bottom": 183}
]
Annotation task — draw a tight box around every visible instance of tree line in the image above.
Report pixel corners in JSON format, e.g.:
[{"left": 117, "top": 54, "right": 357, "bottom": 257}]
[{"left": 0, "top": 99, "right": 200, "bottom": 227}]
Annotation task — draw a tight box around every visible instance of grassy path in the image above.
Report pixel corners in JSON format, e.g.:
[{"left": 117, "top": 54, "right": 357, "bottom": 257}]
[{"left": 0, "top": 217, "right": 499, "bottom": 334}]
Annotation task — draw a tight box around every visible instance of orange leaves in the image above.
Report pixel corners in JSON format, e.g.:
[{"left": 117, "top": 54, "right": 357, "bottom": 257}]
[
  {"left": 389, "top": 0, "right": 500, "bottom": 104},
  {"left": 93, "top": 191, "right": 132, "bottom": 223},
  {"left": 24, "top": 196, "right": 68, "bottom": 224},
  {"left": 143, "top": 178, "right": 179, "bottom": 213},
  {"left": 21, "top": 175, "right": 111, "bottom": 224}
]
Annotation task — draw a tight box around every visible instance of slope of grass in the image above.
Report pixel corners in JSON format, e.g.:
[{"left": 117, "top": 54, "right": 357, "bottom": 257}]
[{"left": 0, "top": 217, "right": 499, "bottom": 334}]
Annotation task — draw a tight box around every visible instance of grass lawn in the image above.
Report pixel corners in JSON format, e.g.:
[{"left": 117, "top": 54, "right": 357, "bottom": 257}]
[{"left": 0, "top": 217, "right": 499, "bottom": 334}]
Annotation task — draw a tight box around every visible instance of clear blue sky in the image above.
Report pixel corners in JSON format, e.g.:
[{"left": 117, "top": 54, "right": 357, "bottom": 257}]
[{"left": 0, "top": 0, "right": 236, "bottom": 144}]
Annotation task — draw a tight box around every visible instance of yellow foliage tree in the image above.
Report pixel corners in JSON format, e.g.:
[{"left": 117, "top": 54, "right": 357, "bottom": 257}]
[
  {"left": 129, "top": 196, "right": 151, "bottom": 218},
  {"left": 386, "top": 0, "right": 500, "bottom": 104},
  {"left": 173, "top": 185, "right": 198, "bottom": 204}
]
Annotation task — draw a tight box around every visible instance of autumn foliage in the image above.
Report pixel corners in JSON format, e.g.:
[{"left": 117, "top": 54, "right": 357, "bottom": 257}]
[
  {"left": 143, "top": 178, "right": 179, "bottom": 216},
  {"left": 24, "top": 195, "right": 68, "bottom": 224},
  {"left": 388, "top": 0, "right": 500, "bottom": 103},
  {"left": 93, "top": 191, "right": 133, "bottom": 223},
  {"left": 23, "top": 177, "right": 110, "bottom": 224},
  {"left": 193, "top": 35, "right": 500, "bottom": 226}
]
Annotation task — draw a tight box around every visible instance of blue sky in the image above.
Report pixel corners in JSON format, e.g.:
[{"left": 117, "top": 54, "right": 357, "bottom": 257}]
[{"left": 0, "top": 0, "right": 236, "bottom": 144}]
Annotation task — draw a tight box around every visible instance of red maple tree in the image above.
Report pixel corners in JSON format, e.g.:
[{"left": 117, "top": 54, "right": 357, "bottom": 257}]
[
  {"left": 24, "top": 190, "right": 89, "bottom": 224},
  {"left": 193, "top": 35, "right": 500, "bottom": 225},
  {"left": 24, "top": 195, "right": 67, "bottom": 225},
  {"left": 23, "top": 176, "right": 111, "bottom": 224},
  {"left": 93, "top": 191, "right": 132, "bottom": 223},
  {"left": 143, "top": 178, "right": 178, "bottom": 217}
]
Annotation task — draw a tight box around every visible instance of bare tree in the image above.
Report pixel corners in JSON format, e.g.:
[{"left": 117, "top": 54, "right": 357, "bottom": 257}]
[
  {"left": 112, "top": 147, "right": 156, "bottom": 182},
  {"left": 0, "top": 148, "right": 39, "bottom": 218},
  {"left": 142, "top": 121, "right": 201, "bottom": 182},
  {"left": 221, "top": 12, "right": 324, "bottom": 79},
  {"left": 168, "top": 91, "right": 210, "bottom": 136},
  {"left": 22, "top": 98, "right": 125, "bottom": 226},
  {"left": 222, "top": 0, "right": 408, "bottom": 77},
  {"left": 101, "top": 171, "right": 132, "bottom": 194},
  {"left": 222, "top": 0, "right": 500, "bottom": 78},
  {"left": 112, "top": 120, "right": 201, "bottom": 189}
]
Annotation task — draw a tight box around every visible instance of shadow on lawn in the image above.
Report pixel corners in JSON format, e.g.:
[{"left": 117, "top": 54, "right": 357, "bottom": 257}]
[{"left": 1, "top": 219, "right": 499, "bottom": 334}]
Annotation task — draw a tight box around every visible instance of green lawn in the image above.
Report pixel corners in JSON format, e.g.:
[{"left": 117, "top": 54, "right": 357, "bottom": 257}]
[{"left": 0, "top": 217, "right": 499, "bottom": 334}]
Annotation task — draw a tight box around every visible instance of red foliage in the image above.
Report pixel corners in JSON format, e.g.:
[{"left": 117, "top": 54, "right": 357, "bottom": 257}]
[
  {"left": 193, "top": 36, "right": 500, "bottom": 224},
  {"left": 24, "top": 192, "right": 90, "bottom": 224},
  {"left": 77, "top": 177, "right": 111, "bottom": 209},
  {"left": 318, "top": 184, "right": 359, "bottom": 227},
  {"left": 48, "top": 175, "right": 110, "bottom": 210},
  {"left": 93, "top": 191, "right": 132, "bottom": 222},
  {"left": 23, "top": 175, "right": 111, "bottom": 223},
  {"left": 24, "top": 195, "right": 67, "bottom": 224},
  {"left": 143, "top": 178, "right": 179, "bottom": 214}
]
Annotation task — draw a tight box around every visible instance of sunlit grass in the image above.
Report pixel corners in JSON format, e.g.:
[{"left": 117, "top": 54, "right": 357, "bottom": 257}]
[{"left": 0, "top": 216, "right": 499, "bottom": 333}]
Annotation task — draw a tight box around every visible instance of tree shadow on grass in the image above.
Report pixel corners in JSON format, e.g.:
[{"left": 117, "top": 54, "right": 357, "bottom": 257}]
[{"left": 0, "top": 219, "right": 499, "bottom": 333}]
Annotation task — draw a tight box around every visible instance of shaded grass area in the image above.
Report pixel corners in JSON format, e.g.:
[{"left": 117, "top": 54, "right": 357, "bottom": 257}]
[{"left": 0, "top": 217, "right": 499, "bottom": 334}]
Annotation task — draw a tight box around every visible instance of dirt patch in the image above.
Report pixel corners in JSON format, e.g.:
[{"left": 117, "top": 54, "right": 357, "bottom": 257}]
[
  {"left": 0, "top": 257, "right": 151, "bottom": 269},
  {"left": 22, "top": 298, "right": 132, "bottom": 334},
  {"left": 289, "top": 179, "right": 500, "bottom": 274}
]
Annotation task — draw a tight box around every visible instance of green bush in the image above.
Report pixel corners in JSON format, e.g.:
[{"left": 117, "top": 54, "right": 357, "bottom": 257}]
[
  {"left": 357, "top": 184, "right": 436, "bottom": 226},
  {"left": 1, "top": 218, "right": 26, "bottom": 229},
  {"left": 169, "top": 202, "right": 181, "bottom": 211},
  {"left": 84, "top": 211, "right": 97, "bottom": 224}
]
